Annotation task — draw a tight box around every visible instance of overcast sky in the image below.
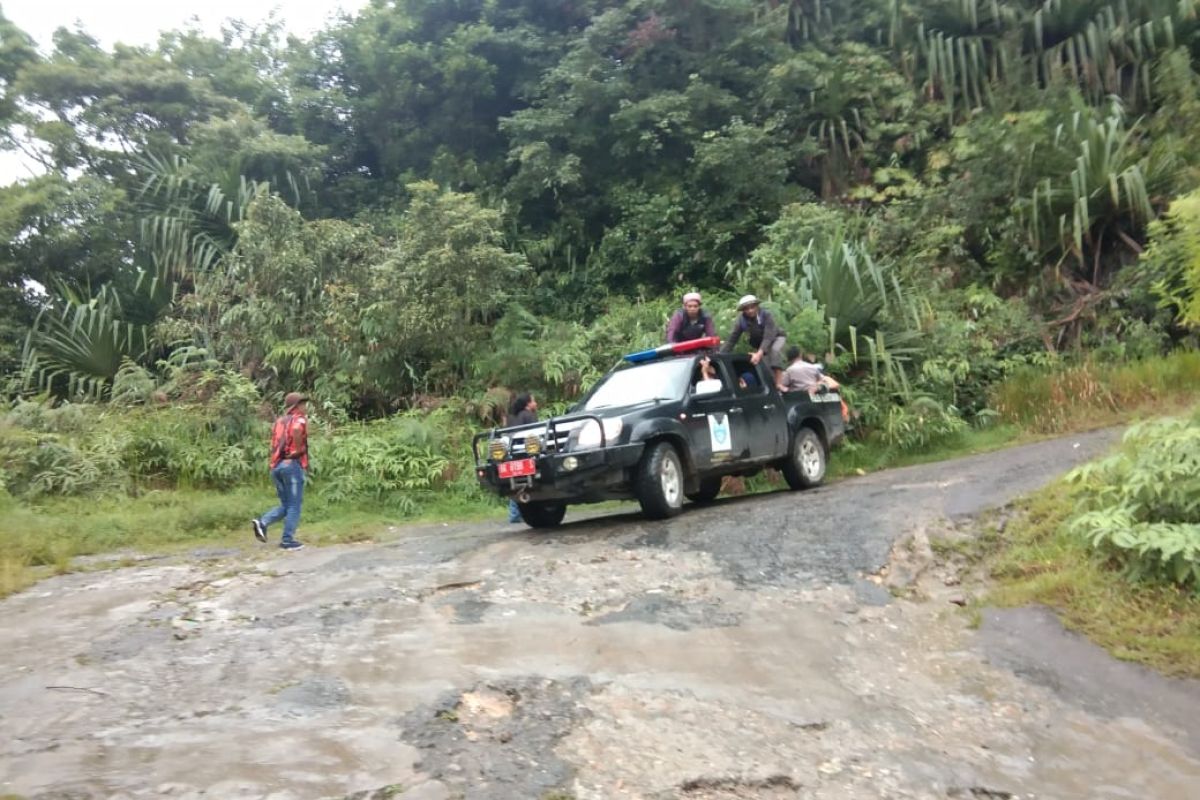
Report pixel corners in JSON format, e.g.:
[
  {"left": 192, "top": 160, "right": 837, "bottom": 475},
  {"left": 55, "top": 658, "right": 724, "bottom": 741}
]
[
  {"left": 3, "top": 0, "right": 369, "bottom": 50},
  {"left": 1, "top": 0, "right": 370, "bottom": 183}
]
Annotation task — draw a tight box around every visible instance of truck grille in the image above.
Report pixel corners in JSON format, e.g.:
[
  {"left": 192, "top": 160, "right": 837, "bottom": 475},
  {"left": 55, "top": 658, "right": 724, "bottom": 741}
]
[{"left": 505, "top": 421, "right": 583, "bottom": 457}]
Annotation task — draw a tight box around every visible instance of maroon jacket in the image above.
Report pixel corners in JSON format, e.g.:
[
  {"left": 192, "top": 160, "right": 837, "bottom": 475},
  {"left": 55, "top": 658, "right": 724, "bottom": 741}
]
[{"left": 665, "top": 308, "right": 715, "bottom": 343}]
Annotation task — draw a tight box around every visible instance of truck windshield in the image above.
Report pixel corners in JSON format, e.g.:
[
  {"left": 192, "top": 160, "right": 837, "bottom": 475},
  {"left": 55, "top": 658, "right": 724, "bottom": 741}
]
[{"left": 581, "top": 359, "right": 693, "bottom": 411}]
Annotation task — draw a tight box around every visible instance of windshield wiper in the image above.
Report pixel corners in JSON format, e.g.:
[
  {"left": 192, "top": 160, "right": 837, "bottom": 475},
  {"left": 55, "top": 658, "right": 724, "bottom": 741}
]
[{"left": 590, "top": 396, "right": 675, "bottom": 411}]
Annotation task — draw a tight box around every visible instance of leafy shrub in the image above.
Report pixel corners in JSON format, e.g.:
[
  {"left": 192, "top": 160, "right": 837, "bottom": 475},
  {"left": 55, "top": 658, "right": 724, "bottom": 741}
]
[
  {"left": 734, "top": 220, "right": 909, "bottom": 345},
  {"left": 876, "top": 395, "right": 967, "bottom": 451},
  {"left": 313, "top": 416, "right": 451, "bottom": 513},
  {"left": 0, "top": 400, "right": 127, "bottom": 497},
  {"left": 110, "top": 360, "right": 159, "bottom": 406},
  {"left": 1065, "top": 414, "right": 1200, "bottom": 589},
  {"left": 1136, "top": 188, "right": 1200, "bottom": 330}
]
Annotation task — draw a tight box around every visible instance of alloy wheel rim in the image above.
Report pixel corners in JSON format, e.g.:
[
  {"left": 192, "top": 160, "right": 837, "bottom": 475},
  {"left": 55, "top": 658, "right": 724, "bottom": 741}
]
[
  {"left": 661, "top": 454, "right": 681, "bottom": 506},
  {"left": 800, "top": 438, "right": 822, "bottom": 478}
]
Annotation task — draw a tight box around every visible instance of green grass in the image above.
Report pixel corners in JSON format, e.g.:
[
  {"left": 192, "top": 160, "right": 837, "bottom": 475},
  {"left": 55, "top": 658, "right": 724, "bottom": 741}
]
[
  {"left": 0, "top": 485, "right": 502, "bottom": 598},
  {"left": 980, "top": 483, "right": 1200, "bottom": 678}
]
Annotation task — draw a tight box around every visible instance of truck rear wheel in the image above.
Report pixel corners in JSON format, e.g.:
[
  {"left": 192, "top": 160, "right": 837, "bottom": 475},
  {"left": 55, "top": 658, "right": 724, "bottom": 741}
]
[
  {"left": 685, "top": 476, "right": 722, "bottom": 504},
  {"left": 782, "top": 427, "right": 826, "bottom": 489},
  {"left": 636, "top": 441, "right": 685, "bottom": 519},
  {"left": 518, "top": 501, "right": 567, "bottom": 528}
]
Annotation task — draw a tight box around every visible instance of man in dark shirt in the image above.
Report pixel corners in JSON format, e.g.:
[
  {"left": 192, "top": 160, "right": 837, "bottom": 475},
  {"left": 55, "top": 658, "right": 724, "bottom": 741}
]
[
  {"left": 665, "top": 291, "right": 716, "bottom": 343},
  {"left": 722, "top": 294, "right": 787, "bottom": 383},
  {"left": 506, "top": 393, "right": 539, "bottom": 523}
]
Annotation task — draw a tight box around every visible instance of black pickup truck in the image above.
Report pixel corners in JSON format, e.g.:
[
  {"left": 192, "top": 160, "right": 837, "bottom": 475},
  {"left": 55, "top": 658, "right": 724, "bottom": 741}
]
[{"left": 472, "top": 339, "right": 846, "bottom": 527}]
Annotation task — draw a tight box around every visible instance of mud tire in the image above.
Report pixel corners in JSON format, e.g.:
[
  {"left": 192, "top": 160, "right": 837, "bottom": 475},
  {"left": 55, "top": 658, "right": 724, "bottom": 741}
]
[
  {"left": 782, "top": 427, "right": 826, "bottom": 490},
  {"left": 636, "top": 441, "right": 685, "bottom": 520}
]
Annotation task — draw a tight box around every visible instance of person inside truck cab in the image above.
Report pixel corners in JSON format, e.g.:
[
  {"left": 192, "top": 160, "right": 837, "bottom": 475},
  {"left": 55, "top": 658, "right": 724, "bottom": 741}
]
[
  {"left": 722, "top": 295, "right": 787, "bottom": 386},
  {"left": 692, "top": 356, "right": 723, "bottom": 393},
  {"left": 666, "top": 291, "right": 716, "bottom": 343}
]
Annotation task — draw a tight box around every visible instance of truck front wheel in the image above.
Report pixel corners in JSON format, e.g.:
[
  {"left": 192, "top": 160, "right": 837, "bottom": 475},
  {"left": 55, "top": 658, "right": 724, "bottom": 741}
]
[
  {"left": 518, "top": 501, "right": 567, "bottom": 528},
  {"left": 782, "top": 427, "right": 826, "bottom": 489},
  {"left": 636, "top": 441, "right": 685, "bottom": 519}
]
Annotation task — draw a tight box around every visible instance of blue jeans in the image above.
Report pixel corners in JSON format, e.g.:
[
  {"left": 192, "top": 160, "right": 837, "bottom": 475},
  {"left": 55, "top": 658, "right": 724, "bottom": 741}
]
[
  {"left": 508, "top": 499, "right": 521, "bottom": 523},
  {"left": 261, "top": 460, "right": 305, "bottom": 543}
]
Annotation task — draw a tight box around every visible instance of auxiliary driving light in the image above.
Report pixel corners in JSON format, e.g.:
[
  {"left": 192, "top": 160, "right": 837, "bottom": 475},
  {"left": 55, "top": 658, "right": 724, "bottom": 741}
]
[
  {"left": 488, "top": 438, "right": 508, "bottom": 461},
  {"left": 524, "top": 434, "right": 542, "bottom": 455},
  {"left": 562, "top": 456, "right": 579, "bottom": 472}
]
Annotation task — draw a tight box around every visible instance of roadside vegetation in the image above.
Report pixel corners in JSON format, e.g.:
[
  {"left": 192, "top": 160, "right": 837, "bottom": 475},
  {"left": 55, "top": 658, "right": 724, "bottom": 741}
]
[
  {"left": 2, "top": 1, "right": 1200, "bottom": 596},
  {"left": 977, "top": 409, "right": 1200, "bottom": 678}
]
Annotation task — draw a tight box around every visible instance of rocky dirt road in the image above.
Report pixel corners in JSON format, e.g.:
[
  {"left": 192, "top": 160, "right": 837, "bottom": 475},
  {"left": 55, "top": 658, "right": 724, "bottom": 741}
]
[{"left": 3, "top": 428, "right": 1200, "bottom": 799}]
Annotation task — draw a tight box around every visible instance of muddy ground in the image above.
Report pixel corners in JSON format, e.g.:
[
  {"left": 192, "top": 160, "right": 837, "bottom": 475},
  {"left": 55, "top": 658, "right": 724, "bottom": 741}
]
[{"left": 3, "top": 428, "right": 1200, "bottom": 799}]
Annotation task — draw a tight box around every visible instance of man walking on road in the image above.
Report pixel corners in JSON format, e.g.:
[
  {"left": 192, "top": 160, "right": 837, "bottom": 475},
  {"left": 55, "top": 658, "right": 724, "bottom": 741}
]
[{"left": 252, "top": 392, "right": 310, "bottom": 550}]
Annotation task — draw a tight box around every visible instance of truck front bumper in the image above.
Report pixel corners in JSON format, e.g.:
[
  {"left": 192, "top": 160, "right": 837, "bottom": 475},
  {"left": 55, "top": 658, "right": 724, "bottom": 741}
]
[{"left": 475, "top": 444, "right": 644, "bottom": 503}]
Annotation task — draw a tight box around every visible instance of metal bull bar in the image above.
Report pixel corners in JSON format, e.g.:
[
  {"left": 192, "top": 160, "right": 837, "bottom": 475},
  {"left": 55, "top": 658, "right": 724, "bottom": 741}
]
[{"left": 471, "top": 413, "right": 608, "bottom": 465}]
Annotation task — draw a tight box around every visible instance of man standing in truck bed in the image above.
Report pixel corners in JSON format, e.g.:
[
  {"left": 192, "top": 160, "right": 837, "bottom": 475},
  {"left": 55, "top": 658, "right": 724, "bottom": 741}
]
[{"left": 722, "top": 294, "right": 787, "bottom": 386}]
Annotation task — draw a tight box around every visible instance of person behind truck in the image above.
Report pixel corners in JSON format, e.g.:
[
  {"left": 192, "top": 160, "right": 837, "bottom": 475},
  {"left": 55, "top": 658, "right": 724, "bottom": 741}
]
[
  {"left": 780, "top": 347, "right": 851, "bottom": 422},
  {"left": 779, "top": 346, "right": 825, "bottom": 393},
  {"left": 665, "top": 291, "right": 716, "bottom": 343},
  {"left": 722, "top": 295, "right": 787, "bottom": 385},
  {"left": 505, "top": 393, "right": 539, "bottom": 523}
]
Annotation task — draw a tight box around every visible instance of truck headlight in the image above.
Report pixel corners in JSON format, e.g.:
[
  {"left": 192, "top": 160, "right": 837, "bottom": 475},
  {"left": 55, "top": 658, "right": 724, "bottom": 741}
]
[{"left": 576, "top": 419, "right": 623, "bottom": 450}]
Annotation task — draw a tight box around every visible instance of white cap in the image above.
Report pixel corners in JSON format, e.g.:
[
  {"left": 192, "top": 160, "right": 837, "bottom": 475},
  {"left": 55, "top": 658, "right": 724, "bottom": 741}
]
[{"left": 737, "top": 294, "right": 760, "bottom": 310}]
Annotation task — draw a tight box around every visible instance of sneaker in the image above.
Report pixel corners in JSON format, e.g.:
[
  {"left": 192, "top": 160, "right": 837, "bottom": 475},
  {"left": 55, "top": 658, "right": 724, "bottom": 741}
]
[
  {"left": 279, "top": 540, "right": 304, "bottom": 551},
  {"left": 251, "top": 519, "right": 267, "bottom": 543}
]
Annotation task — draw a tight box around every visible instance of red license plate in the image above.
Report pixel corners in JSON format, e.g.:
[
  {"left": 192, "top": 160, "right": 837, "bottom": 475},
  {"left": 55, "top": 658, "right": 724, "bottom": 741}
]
[{"left": 497, "top": 458, "right": 536, "bottom": 479}]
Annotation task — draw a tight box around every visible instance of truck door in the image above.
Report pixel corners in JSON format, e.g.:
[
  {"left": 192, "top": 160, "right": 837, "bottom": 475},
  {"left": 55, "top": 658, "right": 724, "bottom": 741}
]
[
  {"left": 727, "top": 355, "right": 779, "bottom": 461},
  {"left": 682, "top": 360, "right": 753, "bottom": 470}
]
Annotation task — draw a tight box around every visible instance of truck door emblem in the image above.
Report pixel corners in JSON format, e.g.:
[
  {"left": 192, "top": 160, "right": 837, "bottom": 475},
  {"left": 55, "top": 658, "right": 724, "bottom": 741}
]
[{"left": 708, "top": 413, "right": 732, "bottom": 452}]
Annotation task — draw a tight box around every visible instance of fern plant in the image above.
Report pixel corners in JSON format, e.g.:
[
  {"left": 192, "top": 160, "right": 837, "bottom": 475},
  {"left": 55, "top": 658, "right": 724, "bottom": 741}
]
[{"left": 1065, "top": 414, "right": 1200, "bottom": 588}]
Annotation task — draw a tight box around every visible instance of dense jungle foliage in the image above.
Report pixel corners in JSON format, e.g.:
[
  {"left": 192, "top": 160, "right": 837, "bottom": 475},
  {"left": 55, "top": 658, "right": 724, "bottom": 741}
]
[{"left": 1, "top": 0, "right": 1199, "bottom": 530}]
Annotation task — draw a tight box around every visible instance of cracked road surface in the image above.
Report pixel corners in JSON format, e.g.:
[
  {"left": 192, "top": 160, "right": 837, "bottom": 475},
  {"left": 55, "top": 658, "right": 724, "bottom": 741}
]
[{"left": 3, "top": 428, "right": 1200, "bottom": 799}]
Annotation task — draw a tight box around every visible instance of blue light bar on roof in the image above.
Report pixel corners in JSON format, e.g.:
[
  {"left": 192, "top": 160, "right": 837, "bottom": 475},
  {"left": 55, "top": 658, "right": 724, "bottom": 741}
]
[
  {"left": 622, "top": 336, "right": 720, "bottom": 363},
  {"left": 623, "top": 347, "right": 663, "bottom": 363}
]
